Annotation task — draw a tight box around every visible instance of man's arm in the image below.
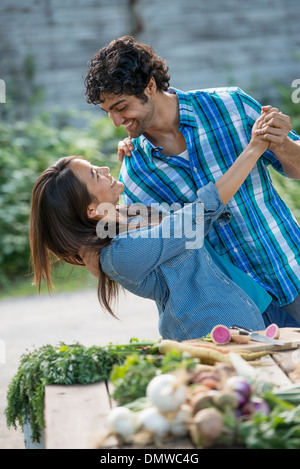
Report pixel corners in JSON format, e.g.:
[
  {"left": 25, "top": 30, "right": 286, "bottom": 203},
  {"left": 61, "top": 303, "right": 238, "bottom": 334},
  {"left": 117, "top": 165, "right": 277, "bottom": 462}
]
[{"left": 257, "top": 106, "right": 300, "bottom": 180}]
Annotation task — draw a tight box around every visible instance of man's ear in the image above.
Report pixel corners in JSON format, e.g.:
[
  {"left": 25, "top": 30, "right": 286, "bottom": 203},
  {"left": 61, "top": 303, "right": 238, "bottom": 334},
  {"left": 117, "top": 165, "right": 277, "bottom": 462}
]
[
  {"left": 146, "top": 76, "right": 156, "bottom": 95},
  {"left": 87, "top": 203, "right": 98, "bottom": 219}
]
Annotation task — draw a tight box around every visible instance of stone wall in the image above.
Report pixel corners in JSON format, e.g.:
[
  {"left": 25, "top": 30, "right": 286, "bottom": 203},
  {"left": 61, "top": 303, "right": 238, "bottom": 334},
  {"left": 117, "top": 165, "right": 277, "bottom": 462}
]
[{"left": 1, "top": 0, "right": 299, "bottom": 116}]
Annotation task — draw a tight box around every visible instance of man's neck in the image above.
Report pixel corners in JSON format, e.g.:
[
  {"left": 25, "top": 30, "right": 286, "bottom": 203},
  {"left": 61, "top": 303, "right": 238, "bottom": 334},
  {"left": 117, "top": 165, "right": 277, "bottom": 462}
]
[{"left": 143, "top": 90, "right": 180, "bottom": 145}]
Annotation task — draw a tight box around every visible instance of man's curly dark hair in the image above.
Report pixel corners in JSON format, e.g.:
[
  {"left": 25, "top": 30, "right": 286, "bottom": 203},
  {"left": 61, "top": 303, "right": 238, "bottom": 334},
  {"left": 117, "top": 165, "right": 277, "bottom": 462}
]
[{"left": 85, "top": 36, "right": 170, "bottom": 104}]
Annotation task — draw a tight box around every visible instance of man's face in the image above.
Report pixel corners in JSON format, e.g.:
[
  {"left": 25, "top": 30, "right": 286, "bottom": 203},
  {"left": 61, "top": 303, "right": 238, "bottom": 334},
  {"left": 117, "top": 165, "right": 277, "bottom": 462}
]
[{"left": 100, "top": 92, "right": 155, "bottom": 138}]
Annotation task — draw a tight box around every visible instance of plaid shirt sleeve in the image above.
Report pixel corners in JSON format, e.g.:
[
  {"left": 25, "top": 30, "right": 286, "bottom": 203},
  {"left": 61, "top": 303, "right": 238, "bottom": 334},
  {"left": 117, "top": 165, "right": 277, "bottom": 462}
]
[{"left": 235, "top": 88, "right": 300, "bottom": 176}]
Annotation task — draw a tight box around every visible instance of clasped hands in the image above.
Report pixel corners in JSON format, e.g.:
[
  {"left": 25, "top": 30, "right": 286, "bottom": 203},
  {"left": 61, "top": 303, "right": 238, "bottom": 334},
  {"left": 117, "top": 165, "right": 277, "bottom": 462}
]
[{"left": 257, "top": 105, "right": 292, "bottom": 153}]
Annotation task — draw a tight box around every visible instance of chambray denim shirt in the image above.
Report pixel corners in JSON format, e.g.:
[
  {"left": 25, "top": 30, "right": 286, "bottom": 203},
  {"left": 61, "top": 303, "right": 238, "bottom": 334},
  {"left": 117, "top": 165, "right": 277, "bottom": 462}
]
[{"left": 100, "top": 183, "right": 266, "bottom": 341}]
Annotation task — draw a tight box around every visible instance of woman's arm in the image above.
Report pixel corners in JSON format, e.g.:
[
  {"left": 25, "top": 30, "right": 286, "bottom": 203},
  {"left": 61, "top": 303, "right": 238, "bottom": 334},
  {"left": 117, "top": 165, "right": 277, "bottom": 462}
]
[{"left": 215, "top": 110, "right": 270, "bottom": 205}]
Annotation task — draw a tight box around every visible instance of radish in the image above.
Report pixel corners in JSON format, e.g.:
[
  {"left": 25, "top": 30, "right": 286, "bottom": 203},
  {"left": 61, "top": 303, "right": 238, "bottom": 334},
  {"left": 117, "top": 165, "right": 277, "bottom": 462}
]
[
  {"left": 231, "top": 334, "right": 251, "bottom": 344},
  {"left": 265, "top": 323, "right": 280, "bottom": 339},
  {"left": 190, "top": 390, "right": 216, "bottom": 415},
  {"left": 211, "top": 325, "right": 231, "bottom": 345},
  {"left": 190, "top": 407, "right": 224, "bottom": 448},
  {"left": 225, "top": 375, "right": 251, "bottom": 407}
]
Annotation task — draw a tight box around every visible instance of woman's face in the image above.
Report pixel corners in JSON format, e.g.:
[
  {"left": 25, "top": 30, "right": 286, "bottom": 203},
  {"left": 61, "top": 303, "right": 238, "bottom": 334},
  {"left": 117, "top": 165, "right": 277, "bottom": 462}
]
[{"left": 70, "top": 159, "right": 124, "bottom": 216}]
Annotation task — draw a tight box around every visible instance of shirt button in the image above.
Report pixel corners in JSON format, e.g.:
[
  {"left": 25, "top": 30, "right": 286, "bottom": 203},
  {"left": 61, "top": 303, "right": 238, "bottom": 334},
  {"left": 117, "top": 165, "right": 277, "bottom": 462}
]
[
  {"left": 247, "top": 272, "right": 252, "bottom": 276},
  {"left": 193, "top": 167, "right": 197, "bottom": 172},
  {"left": 233, "top": 248, "right": 238, "bottom": 253}
]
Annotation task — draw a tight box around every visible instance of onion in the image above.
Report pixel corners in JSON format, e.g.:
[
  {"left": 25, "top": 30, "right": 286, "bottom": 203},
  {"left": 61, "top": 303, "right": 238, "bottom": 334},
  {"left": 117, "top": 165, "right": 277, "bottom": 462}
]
[
  {"left": 170, "top": 404, "right": 192, "bottom": 437},
  {"left": 146, "top": 373, "right": 186, "bottom": 413},
  {"left": 137, "top": 406, "right": 170, "bottom": 437},
  {"left": 107, "top": 406, "right": 137, "bottom": 439}
]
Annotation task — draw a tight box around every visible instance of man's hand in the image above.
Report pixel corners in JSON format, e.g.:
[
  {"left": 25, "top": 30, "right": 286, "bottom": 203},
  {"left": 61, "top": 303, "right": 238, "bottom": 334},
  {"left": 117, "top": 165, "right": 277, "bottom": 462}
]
[
  {"left": 79, "top": 247, "right": 100, "bottom": 278},
  {"left": 258, "top": 105, "right": 293, "bottom": 152},
  {"left": 256, "top": 105, "right": 300, "bottom": 179},
  {"left": 251, "top": 107, "right": 279, "bottom": 154},
  {"left": 118, "top": 137, "right": 134, "bottom": 162}
]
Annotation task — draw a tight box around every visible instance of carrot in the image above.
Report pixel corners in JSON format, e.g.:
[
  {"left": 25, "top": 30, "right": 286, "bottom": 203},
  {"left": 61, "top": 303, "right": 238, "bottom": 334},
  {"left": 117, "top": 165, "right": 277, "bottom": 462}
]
[
  {"left": 238, "top": 350, "right": 270, "bottom": 361},
  {"left": 158, "top": 340, "right": 269, "bottom": 365},
  {"left": 159, "top": 340, "right": 231, "bottom": 365}
]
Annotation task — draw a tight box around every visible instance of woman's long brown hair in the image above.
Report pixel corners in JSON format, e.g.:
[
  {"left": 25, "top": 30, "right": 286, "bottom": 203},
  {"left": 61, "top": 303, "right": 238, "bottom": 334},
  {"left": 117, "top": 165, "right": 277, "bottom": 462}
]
[{"left": 29, "top": 155, "right": 120, "bottom": 317}]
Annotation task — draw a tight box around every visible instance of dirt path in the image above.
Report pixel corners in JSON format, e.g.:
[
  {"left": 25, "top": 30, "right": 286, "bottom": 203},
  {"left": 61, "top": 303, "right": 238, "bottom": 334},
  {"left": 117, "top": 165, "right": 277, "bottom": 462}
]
[{"left": 0, "top": 289, "right": 159, "bottom": 449}]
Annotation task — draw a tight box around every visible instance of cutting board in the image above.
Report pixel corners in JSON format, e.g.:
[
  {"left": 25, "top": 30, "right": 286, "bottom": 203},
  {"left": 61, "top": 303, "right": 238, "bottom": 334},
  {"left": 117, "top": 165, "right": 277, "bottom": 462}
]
[{"left": 185, "top": 327, "right": 300, "bottom": 353}]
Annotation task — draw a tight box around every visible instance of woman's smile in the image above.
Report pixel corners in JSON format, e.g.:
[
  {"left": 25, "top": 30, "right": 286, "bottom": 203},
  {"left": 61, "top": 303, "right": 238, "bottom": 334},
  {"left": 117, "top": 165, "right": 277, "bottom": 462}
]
[{"left": 69, "top": 158, "right": 124, "bottom": 208}]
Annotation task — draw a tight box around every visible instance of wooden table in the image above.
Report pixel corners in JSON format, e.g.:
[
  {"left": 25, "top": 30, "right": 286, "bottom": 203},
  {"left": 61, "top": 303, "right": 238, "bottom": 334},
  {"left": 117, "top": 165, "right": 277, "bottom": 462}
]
[{"left": 43, "top": 348, "right": 300, "bottom": 449}]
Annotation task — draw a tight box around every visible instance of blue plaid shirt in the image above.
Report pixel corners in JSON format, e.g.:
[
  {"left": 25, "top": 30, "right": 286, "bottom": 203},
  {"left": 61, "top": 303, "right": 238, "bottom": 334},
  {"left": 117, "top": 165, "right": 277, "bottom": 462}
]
[{"left": 119, "top": 87, "right": 300, "bottom": 306}]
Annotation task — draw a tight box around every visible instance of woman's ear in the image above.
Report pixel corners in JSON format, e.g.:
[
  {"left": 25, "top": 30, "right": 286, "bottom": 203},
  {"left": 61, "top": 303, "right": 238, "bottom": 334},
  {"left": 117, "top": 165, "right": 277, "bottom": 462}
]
[{"left": 87, "top": 203, "right": 98, "bottom": 219}]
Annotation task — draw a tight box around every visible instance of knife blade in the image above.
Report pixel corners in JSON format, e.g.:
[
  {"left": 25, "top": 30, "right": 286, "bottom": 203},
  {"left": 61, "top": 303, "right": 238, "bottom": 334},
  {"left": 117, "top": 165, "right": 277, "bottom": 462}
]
[{"left": 229, "top": 325, "right": 284, "bottom": 346}]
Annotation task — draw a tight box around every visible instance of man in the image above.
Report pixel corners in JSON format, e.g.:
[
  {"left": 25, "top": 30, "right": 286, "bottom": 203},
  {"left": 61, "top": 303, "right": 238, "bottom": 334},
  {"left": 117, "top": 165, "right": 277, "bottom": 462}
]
[{"left": 84, "top": 36, "right": 300, "bottom": 319}]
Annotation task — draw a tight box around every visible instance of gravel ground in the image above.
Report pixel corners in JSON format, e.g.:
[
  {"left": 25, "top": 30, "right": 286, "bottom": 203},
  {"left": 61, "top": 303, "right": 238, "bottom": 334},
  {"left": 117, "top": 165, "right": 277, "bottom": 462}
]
[{"left": 0, "top": 289, "right": 159, "bottom": 449}]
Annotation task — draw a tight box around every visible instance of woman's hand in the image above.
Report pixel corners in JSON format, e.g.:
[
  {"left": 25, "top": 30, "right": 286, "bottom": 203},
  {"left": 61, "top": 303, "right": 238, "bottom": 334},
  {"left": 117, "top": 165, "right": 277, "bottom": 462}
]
[
  {"left": 250, "top": 107, "right": 279, "bottom": 153},
  {"left": 117, "top": 137, "right": 134, "bottom": 162}
]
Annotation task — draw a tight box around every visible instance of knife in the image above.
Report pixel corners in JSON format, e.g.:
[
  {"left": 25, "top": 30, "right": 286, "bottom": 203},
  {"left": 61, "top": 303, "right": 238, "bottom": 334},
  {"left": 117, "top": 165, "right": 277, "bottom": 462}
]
[{"left": 229, "top": 325, "right": 284, "bottom": 346}]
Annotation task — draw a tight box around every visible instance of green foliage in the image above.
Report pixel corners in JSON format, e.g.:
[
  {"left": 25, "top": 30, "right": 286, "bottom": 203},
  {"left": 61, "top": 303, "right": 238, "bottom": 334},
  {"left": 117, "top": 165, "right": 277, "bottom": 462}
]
[
  {"left": 0, "top": 110, "right": 124, "bottom": 291},
  {"left": 110, "top": 350, "right": 199, "bottom": 407},
  {"left": 269, "top": 167, "right": 300, "bottom": 222},
  {"left": 5, "top": 339, "right": 156, "bottom": 442},
  {"left": 110, "top": 354, "right": 160, "bottom": 407},
  {"left": 238, "top": 403, "right": 300, "bottom": 449}
]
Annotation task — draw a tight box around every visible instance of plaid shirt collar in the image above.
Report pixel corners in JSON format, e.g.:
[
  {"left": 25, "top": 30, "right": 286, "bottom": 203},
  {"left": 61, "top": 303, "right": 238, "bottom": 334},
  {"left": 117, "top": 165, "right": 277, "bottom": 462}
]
[{"left": 137, "top": 87, "right": 198, "bottom": 162}]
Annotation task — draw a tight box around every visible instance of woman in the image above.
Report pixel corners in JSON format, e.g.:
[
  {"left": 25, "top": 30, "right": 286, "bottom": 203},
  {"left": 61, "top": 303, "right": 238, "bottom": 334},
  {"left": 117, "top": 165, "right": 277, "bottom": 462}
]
[{"left": 30, "top": 109, "right": 300, "bottom": 340}]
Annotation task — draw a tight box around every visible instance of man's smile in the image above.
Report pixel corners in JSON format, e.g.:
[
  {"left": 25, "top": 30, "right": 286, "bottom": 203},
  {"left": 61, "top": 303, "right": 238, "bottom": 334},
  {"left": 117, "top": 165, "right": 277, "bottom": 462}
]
[{"left": 123, "top": 119, "right": 134, "bottom": 130}]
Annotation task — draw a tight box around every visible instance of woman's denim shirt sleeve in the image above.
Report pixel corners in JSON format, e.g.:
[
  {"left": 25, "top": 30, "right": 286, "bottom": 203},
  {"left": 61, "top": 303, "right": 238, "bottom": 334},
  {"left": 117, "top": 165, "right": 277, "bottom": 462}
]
[
  {"left": 195, "top": 182, "right": 231, "bottom": 234},
  {"left": 100, "top": 182, "right": 231, "bottom": 283}
]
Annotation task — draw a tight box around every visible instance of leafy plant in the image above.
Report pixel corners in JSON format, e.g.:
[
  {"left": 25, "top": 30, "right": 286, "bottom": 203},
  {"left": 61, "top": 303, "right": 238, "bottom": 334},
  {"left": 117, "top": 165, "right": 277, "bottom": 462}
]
[
  {"left": 110, "top": 349, "right": 199, "bottom": 406},
  {"left": 5, "top": 339, "right": 156, "bottom": 442},
  {"left": 238, "top": 402, "right": 300, "bottom": 449}
]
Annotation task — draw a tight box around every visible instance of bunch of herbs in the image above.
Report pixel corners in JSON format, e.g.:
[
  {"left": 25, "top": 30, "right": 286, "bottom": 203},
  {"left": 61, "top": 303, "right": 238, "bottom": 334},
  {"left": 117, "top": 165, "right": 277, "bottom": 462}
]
[{"left": 5, "top": 339, "right": 156, "bottom": 442}]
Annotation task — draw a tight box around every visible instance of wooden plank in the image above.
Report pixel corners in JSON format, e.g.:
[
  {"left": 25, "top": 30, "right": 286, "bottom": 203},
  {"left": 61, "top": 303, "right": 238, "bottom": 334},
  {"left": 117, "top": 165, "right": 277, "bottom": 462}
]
[
  {"left": 184, "top": 327, "right": 300, "bottom": 353},
  {"left": 44, "top": 382, "right": 112, "bottom": 449},
  {"left": 255, "top": 354, "right": 293, "bottom": 387},
  {"left": 272, "top": 349, "right": 300, "bottom": 382}
]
